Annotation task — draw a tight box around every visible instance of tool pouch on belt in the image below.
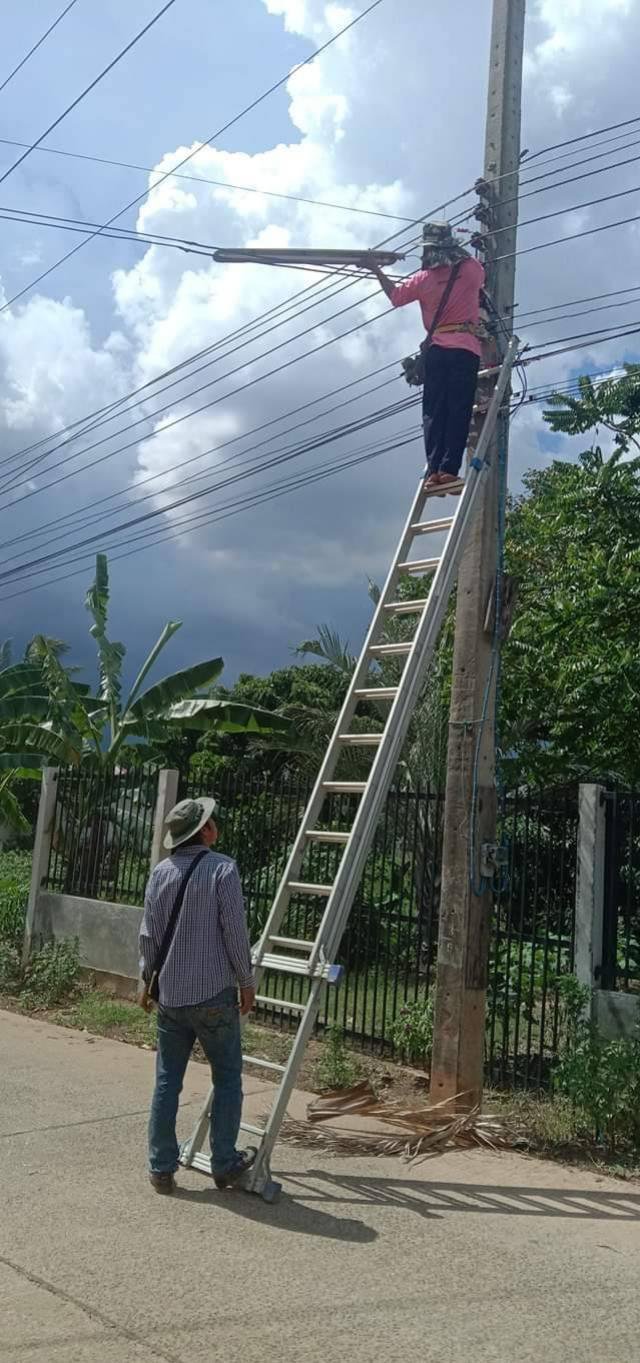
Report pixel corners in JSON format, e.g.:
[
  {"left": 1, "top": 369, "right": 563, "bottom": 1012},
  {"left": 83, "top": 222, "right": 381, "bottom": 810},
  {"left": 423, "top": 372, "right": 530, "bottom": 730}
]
[{"left": 400, "top": 261, "right": 463, "bottom": 388}]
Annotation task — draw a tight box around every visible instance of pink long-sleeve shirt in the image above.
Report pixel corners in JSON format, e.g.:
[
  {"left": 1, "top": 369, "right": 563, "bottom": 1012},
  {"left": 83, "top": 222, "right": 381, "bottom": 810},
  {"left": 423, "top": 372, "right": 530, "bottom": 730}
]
[{"left": 389, "top": 256, "right": 485, "bottom": 357}]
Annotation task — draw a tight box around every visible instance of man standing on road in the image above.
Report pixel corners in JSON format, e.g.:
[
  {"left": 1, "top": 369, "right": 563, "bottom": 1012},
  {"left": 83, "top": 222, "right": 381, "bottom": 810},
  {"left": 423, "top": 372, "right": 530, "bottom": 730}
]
[{"left": 139, "top": 796, "right": 256, "bottom": 1195}]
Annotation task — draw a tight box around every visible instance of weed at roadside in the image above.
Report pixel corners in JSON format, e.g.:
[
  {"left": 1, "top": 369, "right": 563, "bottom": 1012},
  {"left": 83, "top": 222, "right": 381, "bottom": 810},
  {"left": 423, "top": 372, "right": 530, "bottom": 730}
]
[
  {"left": 20, "top": 938, "right": 81, "bottom": 1008},
  {"left": 314, "top": 1023, "right": 362, "bottom": 1090}
]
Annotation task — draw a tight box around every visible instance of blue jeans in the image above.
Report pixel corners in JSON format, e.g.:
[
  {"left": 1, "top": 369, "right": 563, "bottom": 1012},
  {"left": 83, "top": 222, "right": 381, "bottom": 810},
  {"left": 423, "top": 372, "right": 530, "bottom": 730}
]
[{"left": 148, "top": 986, "right": 242, "bottom": 1176}]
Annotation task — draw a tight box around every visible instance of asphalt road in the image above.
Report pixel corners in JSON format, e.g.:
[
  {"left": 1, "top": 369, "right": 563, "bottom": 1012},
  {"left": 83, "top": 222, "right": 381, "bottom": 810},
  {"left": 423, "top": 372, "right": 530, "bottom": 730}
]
[{"left": 2, "top": 1007, "right": 639, "bottom": 1363}]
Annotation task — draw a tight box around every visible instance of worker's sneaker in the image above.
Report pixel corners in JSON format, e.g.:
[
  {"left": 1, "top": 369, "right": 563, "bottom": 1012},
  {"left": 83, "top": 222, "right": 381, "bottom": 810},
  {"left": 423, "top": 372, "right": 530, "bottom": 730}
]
[
  {"left": 213, "top": 1147, "right": 258, "bottom": 1190},
  {"left": 149, "top": 1171, "right": 176, "bottom": 1195}
]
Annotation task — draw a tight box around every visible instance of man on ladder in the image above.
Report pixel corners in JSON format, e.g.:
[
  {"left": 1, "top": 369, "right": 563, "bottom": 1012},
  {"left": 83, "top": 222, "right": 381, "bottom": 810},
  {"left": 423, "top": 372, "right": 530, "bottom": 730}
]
[{"left": 368, "top": 222, "right": 485, "bottom": 492}]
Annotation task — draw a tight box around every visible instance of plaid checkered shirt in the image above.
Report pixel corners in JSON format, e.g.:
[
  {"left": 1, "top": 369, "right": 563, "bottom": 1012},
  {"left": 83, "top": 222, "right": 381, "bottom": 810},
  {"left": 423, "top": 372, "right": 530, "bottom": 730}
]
[{"left": 139, "top": 846, "right": 255, "bottom": 1007}]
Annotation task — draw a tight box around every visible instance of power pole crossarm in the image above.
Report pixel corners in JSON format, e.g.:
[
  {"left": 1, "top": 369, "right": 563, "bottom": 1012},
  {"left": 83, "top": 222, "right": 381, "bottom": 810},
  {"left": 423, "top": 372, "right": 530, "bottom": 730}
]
[{"left": 430, "top": 0, "right": 526, "bottom": 1109}]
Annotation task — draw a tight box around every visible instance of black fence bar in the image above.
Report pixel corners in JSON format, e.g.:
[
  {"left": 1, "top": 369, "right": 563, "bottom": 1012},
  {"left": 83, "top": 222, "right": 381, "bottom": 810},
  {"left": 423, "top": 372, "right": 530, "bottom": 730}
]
[
  {"left": 602, "top": 790, "right": 640, "bottom": 992},
  {"left": 44, "top": 764, "right": 159, "bottom": 906},
  {"left": 44, "top": 764, "right": 584, "bottom": 1085}
]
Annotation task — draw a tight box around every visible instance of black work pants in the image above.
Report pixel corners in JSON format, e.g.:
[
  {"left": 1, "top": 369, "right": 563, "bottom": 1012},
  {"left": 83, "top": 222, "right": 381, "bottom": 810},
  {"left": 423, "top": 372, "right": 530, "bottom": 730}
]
[{"left": 422, "top": 345, "right": 480, "bottom": 477}]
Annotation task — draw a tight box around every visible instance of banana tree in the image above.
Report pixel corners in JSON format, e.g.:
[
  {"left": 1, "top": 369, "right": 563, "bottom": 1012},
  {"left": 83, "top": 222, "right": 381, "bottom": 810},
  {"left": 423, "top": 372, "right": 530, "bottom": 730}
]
[{"left": 69, "top": 556, "right": 302, "bottom": 888}]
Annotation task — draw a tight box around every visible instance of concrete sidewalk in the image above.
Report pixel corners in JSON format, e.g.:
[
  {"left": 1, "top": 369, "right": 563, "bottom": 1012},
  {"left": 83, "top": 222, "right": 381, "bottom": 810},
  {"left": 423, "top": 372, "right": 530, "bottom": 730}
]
[{"left": 1, "top": 1008, "right": 639, "bottom": 1363}]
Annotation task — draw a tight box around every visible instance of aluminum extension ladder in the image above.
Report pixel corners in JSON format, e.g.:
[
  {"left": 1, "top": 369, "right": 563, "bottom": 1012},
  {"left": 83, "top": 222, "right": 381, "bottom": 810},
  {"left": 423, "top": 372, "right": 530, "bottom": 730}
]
[{"left": 181, "top": 336, "right": 518, "bottom": 1201}]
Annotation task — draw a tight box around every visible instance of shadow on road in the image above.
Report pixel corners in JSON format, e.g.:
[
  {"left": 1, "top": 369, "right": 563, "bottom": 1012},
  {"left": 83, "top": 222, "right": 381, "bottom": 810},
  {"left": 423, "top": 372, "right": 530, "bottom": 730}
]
[
  {"left": 280, "top": 1171, "right": 640, "bottom": 1222},
  {"left": 173, "top": 1182, "right": 378, "bottom": 1242}
]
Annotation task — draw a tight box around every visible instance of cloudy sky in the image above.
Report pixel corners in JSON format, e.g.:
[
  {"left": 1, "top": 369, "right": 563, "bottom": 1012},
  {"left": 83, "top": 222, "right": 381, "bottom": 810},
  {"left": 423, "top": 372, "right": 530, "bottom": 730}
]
[{"left": 0, "top": 0, "right": 638, "bottom": 688}]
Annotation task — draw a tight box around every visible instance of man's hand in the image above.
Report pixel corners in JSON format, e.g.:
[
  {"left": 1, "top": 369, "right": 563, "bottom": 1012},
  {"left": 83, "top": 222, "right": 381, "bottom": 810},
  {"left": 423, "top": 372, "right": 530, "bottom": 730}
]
[{"left": 239, "top": 985, "right": 256, "bottom": 1016}]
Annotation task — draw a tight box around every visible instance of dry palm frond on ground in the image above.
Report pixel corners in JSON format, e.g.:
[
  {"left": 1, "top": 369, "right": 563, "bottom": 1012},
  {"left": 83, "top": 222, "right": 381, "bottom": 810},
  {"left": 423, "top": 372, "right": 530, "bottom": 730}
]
[{"left": 275, "top": 1081, "right": 512, "bottom": 1162}]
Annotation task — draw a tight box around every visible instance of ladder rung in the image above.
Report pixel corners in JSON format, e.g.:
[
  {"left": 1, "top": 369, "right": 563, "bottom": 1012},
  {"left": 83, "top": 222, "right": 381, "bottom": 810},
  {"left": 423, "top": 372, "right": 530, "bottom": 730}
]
[
  {"left": 353, "top": 687, "right": 398, "bottom": 700},
  {"left": 305, "top": 829, "right": 350, "bottom": 843},
  {"left": 410, "top": 517, "right": 453, "bottom": 535},
  {"left": 322, "top": 781, "right": 367, "bottom": 793},
  {"left": 255, "top": 993, "right": 306, "bottom": 1013},
  {"left": 243, "top": 1054, "right": 286, "bottom": 1075},
  {"left": 368, "top": 642, "right": 412, "bottom": 656},
  {"left": 261, "top": 952, "right": 316, "bottom": 976},
  {"left": 287, "top": 881, "right": 333, "bottom": 896},
  {"left": 424, "top": 478, "right": 464, "bottom": 497},
  {"left": 260, "top": 952, "right": 343, "bottom": 983},
  {"left": 337, "top": 732, "right": 383, "bottom": 746},
  {"left": 397, "top": 557, "right": 440, "bottom": 574},
  {"left": 270, "top": 935, "right": 314, "bottom": 950},
  {"left": 383, "top": 598, "right": 428, "bottom": 614},
  {"left": 240, "top": 1121, "right": 266, "bottom": 1137}
]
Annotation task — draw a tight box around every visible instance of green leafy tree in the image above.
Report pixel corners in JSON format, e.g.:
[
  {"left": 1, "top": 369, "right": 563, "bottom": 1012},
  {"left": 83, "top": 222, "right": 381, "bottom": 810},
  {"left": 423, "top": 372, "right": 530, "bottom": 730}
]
[
  {"left": 0, "top": 556, "right": 299, "bottom": 861},
  {"left": 18, "top": 554, "right": 298, "bottom": 766},
  {"left": 501, "top": 448, "right": 640, "bottom": 785},
  {"left": 543, "top": 364, "right": 640, "bottom": 455}
]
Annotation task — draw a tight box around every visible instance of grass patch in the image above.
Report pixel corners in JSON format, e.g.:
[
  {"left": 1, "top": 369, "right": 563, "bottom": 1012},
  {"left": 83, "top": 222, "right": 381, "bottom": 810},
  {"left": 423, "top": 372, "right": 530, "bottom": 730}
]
[
  {"left": 54, "top": 991, "right": 158, "bottom": 1046},
  {"left": 494, "top": 1090, "right": 640, "bottom": 1180}
]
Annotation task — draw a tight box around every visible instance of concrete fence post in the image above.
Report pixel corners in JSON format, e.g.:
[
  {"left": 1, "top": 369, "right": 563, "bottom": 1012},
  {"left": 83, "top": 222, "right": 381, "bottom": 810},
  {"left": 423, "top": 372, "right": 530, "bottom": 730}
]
[
  {"left": 23, "top": 766, "right": 59, "bottom": 964},
  {"left": 150, "top": 769, "right": 179, "bottom": 870},
  {"left": 574, "top": 783, "right": 606, "bottom": 999}
]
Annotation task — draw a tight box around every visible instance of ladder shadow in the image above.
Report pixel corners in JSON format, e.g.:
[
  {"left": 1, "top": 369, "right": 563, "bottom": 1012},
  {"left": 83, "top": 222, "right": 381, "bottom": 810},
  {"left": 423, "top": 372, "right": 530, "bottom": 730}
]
[
  {"left": 173, "top": 1182, "right": 378, "bottom": 1242},
  {"left": 281, "top": 1170, "right": 640, "bottom": 1223}
]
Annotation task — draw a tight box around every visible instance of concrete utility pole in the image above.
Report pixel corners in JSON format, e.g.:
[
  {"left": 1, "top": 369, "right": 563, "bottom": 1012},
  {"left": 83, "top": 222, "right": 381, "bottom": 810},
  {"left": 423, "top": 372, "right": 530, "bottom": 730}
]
[{"left": 430, "top": 0, "right": 526, "bottom": 1107}]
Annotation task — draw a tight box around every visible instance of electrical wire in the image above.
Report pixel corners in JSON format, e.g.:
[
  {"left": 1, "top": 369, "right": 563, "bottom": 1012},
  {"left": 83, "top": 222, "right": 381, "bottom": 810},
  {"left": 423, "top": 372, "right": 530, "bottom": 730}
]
[
  {"left": 0, "top": 363, "right": 405, "bottom": 557},
  {"left": 10, "top": 119, "right": 640, "bottom": 487},
  {"left": 0, "top": 0, "right": 80, "bottom": 96},
  {"left": 0, "top": 386, "right": 417, "bottom": 568},
  {"left": 8, "top": 132, "right": 640, "bottom": 270},
  {"left": 513, "top": 283, "right": 640, "bottom": 323},
  {"left": 0, "top": 0, "right": 179, "bottom": 189},
  {"left": 0, "top": 287, "right": 394, "bottom": 505},
  {"left": 0, "top": 397, "right": 421, "bottom": 582},
  {"left": 0, "top": 0, "right": 388, "bottom": 316},
  {"left": 483, "top": 179, "right": 640, "bottom": 243},
  {"left": 5, "top": 317, "right": 640, "bottom": 592},
  {"left": 0, "top": 134, "right": 416, "bottom": 223},
  {"left": 0, "top": 426, "right": 422, "bottom": 598},
  {"left": 0, "top": 205, "right": 226, "bottom": 257},
  {"left": 523, "top": 114, "right": 640, "bottom": 163},
  {"left": 494, "top": 208, "right": 640, "bottom": 263}
]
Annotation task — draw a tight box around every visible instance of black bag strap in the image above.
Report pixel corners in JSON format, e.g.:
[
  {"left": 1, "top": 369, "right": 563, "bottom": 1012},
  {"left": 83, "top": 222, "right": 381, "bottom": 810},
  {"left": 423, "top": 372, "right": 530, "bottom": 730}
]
[
  {"left": 421, "top": 259, "right": 463, "bottom": 354},
  {"left": 152, "top": 849, "right": 209, "bottom": 981}
]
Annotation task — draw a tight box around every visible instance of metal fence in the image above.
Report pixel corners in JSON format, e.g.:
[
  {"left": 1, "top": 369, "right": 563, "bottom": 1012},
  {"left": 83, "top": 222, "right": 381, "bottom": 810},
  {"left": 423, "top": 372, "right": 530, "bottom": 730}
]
[
  {"left": 602, "top": 790, "right": 640, "bottom": 992},
  {"left": 46, "top": 764, "right": 159, "bottom": 906},
  {"left": 184, "top": 768, "right": 444, "bottom": 1054},
  {"left": 43, "top": 764, "right": 582, "bottom": 1085},
  {"left": 487, "top": 785, "right": 578, "bottom": 1088}
]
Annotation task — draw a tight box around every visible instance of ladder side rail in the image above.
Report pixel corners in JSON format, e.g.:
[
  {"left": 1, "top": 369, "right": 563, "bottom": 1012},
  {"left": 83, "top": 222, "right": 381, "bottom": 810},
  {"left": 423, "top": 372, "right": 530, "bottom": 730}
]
[
  {"left": 246, "top": 977, "right": 327, "bottom": 1191},
  {"left": 313, "top": 339, "right": 518, "bottom": 969},
  {"left": 250, "top": 472, "right": 431, "bottom": 965}
]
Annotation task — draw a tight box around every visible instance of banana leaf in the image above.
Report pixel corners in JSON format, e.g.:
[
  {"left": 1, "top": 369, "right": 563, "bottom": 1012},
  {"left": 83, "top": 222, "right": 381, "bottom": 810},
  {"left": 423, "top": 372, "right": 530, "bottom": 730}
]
[
  {"left": 123, "top": 621, "right": 183, "bottom": 714},
  {"left": 0, "top": 693, "right": 50, "bottom": 722},
  {"left": 0, "top": 664, "right": 46, "bottom": 699},
  {"left": 126, "top": 656, "right": 224, "bottom": 721},
  {"left": 0, "top": 726, "right": 80, "bottom": 765},
  {"left": 0, "top": 774, "right": 30, "bottom": 833},
  {"left": 86, "top": 554, "right": 125, "bottom": 719},
  {"left": 160, "top": 698, "right": 299, "bottom": 737},
  {"left": 0, "top": 753, "right": 45, "bottom": 774}
]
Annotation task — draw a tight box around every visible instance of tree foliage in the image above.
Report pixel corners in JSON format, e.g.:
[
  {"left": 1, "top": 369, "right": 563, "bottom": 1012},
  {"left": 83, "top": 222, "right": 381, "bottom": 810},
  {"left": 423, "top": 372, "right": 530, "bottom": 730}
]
[
  {"left": 501, "top": 447, "right": 640, "bottom": 785},
  {"left": 543, "top": 364, "right": 640, "bottom": 455}
]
